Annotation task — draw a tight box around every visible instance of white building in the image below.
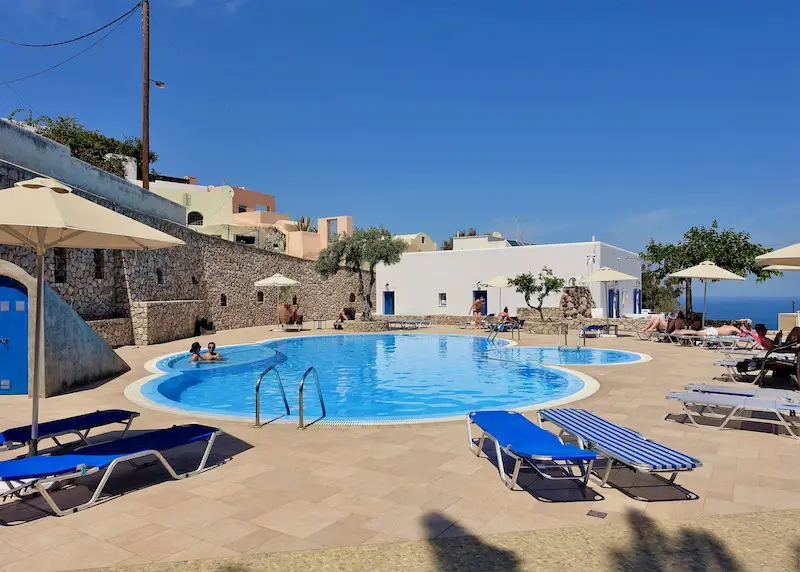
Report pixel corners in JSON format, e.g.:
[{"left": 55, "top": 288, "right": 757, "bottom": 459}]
[{"left": 375, "top": 240, "right": 642, "bottom": 318}]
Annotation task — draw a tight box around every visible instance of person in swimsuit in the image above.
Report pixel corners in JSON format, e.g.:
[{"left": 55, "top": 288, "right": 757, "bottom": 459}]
[
  {"left": 189, "top": 342, "right": 203, "bottom": 363},
  {"left": 204, "top": 341, "right": 223, "bottom": 361},
  {"left": 470, "top": 297, "right": 485, "bottom": 327},
  {"left": 672, "top": 324, "right": 742, "bottom": 337}
]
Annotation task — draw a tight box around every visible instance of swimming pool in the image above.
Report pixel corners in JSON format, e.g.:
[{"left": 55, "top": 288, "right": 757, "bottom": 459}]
[{"left": 134, "top": 334, "right": 643, "bottom": 424}]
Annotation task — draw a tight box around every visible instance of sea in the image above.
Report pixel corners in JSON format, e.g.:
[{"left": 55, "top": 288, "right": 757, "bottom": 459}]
[{"left": 685, "top": 296, "right": 799, "bottom": 330}]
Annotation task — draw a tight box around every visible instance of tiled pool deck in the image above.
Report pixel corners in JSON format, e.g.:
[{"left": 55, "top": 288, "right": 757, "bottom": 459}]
[{"left": 0, "top": 326, "right": 797, "bottom": 571}]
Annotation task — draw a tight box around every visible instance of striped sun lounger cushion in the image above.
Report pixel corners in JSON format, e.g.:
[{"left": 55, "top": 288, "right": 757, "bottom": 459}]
[{"left": 540, "top": 408, "right": 699, "bottom": 472}]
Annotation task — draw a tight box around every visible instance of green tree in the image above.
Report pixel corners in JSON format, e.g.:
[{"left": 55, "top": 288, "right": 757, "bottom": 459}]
[
  {"left": 641, "top": 266, "right": 681, "bottom": 313},
  {"left": 8, "top": 110, "right": 158, "bottom": 179},
  {"left": 442, "top": 228, "right": 478, "bottom": 250},
  {"left": 509, "top": 267, "right": 565, "bottom": 320},
  {"left": 314, "top": 226, "right": 407, "bottom": 319},
  {"left": 642, "top": 221, "right": 776, "bottom": 314}
]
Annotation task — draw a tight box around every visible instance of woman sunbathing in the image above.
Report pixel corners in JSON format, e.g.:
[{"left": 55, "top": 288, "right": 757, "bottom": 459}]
[{"left": 672, "top": 325, "right": 742, "bottom": 337}]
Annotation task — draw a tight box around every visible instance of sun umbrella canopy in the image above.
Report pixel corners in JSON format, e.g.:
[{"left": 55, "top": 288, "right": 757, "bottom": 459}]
[
  {"left": 0, "top": 178, "right": 185, "bottom": 251},
  {"left": 255, "top": 273, "right": 301, "bottom": 288},
  {"left": 756, "top": 244, "right": 800, "bottom": 267},
  {"left": 582, "top": 267, "right": 637, "bottom": 283},
  {"left": 480, "top": 275, "right": 510, "bottom": 288},
  {"left": 670, "top": 261, "right": 744, "bottom": 281},
  {"left": 764, "top": 265, "right": 800, "bottom": 272}
]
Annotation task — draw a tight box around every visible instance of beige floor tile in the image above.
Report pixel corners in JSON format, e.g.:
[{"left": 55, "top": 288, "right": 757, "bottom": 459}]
[
  {"left": 250, "top": 533, "right": 321, "bottom": 554},
  {"left": 305, "top": 521, "right": 378, "bottom": 547},
  {"left": 159, "top": 541, "right": 238, "bottom": 562},
  {"left": 224, "top": 528, "right": 281, "bottom": 553},
  {"left": 106, "top": 523, "right": 168, "bottom": 548},
  {"left": 0, "top": 541, "right": 28, "bottom": 568},
  {"left": 124, "top": 529, "right": 200, "bottom": 561},
  {"left": 146, "top": 497, "right": 237, "bottom": 532},
  {"left": 61, "top": 512, "right": 152, "bottom": 541},
  {"left": 362, "top": 504, "right": 451, "bottom": 540},
  {"left": 191, "top": 518, "right": 263, "bottom": 546},
  {"left": 4, "top": 536, "right": 133, "bottom": 572},
  {"left": 15, "top": 524, "right": 86, "bottom": 556},
  {"left": 321, "top": 491, "right": 397, "bottom": 517},
  {"left": 250, "top": 500, "right": 349, "bottom": 539}
]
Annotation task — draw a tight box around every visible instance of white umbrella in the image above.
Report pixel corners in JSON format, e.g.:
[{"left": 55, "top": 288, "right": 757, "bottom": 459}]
[
  {"left": 670, "top": 261, "right": 744, "bottom": 328},
  {"left": 582, "top": 267, "right": 637, "bottom": 325},
  {"left": 255, "top": 273, "right": 301, "bottom": 288},
  {"left": 479, "top": 275, "right": 510, "bottom": 314},
  {"left": 763, "top": 265, "right": 800, "bottom": 272},
  {"left": 756, "top": 244, "right": 800, "bottom": 267},
  {"left": 0, "top": 178, "right": 184, "bottom": 454}
]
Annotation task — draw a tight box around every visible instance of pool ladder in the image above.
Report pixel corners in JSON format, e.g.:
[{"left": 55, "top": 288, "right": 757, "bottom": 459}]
[{"left": 253, "top": 365, "right": 326, "bottom": 429}]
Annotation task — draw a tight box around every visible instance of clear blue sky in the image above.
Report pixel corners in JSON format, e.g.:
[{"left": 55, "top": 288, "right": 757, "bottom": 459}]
[{"left": 1, "top": 1, "right": 798, "bottom": 297}]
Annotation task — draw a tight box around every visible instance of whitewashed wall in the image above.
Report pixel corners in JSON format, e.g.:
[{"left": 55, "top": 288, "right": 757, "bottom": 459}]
[{"left": 375, "top": 241, "right": 641, "bottom": 317}]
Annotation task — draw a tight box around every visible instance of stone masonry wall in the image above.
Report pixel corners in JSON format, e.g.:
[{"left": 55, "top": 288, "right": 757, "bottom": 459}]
[
  {"left": 1, "top": 160, "right": 369, "bottom": 345},
  {"left": 560, "top": 286, "right": 594, "bottom": 319},
  {"left": 86, "top": 318, "right": 134, "bottom": 348},
  {"left": 131, "top": 301, "right": 207, "bottom": 346}
]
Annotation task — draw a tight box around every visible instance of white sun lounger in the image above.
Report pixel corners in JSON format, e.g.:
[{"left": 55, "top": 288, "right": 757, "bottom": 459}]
[
  {"left": 667, "top": 391, "right": 800, "bottom": 438},
  {"left": 684, "top": 383, "right": 800, "bottom": 402}
]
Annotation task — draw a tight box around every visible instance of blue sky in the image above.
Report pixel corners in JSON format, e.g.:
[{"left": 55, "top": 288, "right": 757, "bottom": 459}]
[{"left": 1, "top": 1, "right": 798, "bottom": 297}]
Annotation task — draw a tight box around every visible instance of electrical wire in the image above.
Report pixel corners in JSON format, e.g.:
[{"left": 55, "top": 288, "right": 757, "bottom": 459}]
[
  {"left": 0, "top": 2, "right": 142, "bottom": 48},
  {"left": 0, "top": 7, "right": 138, "bottom": 86}
]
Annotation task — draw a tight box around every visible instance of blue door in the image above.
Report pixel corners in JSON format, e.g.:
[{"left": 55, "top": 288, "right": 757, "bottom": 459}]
[
  {"left": 615, "top": 289, "right": 621, "bottom": 318},
  {"left": 607, "top": 288, "right": 616, "bottom": 318},
  {"left": 473, "top": 290, "right": 488, "bottom": 316},
  {"left": 383, "top": 291, "right": 395, "bottom": 315},
  {"left": 0, "top": 276, "right": 28, "bottom": 395}
]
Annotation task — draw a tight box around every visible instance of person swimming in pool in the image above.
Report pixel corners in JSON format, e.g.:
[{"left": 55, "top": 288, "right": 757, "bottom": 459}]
[
  {"left": 204, "top": 341, "right": 223, "bottom": 361},
  {"left": 189, "top": 342, "right": 203, "bottom": 363}
]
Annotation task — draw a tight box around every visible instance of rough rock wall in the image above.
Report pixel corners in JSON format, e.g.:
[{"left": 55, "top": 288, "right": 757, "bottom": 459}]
[
  {"left": 131, "top": 300, "right": 207, "bottom": 346},
  {"left": 0, "top": 161, "right": 371, "bottom": 346},
  {"left": 560, "top": 286, "right": 594, "bottom": 319},
  {"left": 86, "top": 318, "right": 134, "bottom": 348}
]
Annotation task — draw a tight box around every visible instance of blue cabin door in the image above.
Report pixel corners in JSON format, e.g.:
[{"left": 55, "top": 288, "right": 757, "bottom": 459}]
[
  {"left": 473, "top": 290, "right": 488, "bottom": 315},
  {"left": 0, "top": 276, "right": 28, "bottom": 395},
  {"left": 607, "top": 288, "right": 616, "bottom": 318},
  {"left": 383, "top": 291, "right": 395, "bottom": 315},
  {"left": 615, "top": 289, "right": 621, "bottom": 318}
]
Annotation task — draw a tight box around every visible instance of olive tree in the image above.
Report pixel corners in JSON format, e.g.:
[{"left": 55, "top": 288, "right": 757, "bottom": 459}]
[
  {"left": 509, "top": 267, "right": 565, "bottom": 320},
  {"left": 314, "top": 226, "right": 407, "bottom": 319}
]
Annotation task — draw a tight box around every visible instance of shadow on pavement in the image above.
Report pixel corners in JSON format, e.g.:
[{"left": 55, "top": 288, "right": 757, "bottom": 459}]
[
  {"left": 423, "top": 512, "right": 521, "bottom": 571},
  {"left": 611, "top": 509, "right": 743, "bottom": 571}
]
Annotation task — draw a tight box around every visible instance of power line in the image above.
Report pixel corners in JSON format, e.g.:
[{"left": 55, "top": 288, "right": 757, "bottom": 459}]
[
  {"left": 0, "top": 8, "right": 138, "bottom": 86},
  {"left": 0, "top": 2, "right": 142, "bottom": 48}
]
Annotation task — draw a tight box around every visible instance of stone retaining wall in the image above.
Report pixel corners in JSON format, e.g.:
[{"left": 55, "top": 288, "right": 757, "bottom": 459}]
[
  {"left": 86, "top": 318, "right": 134, "bottom": 348},
  {"left": 131, "top": 300, "right": 207, "bottom": 346}
]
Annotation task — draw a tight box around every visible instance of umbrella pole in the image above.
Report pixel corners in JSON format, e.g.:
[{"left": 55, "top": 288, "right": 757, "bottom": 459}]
[
  {"left": 702, "top": 280, "right": 708, "bottom": 329},
  {"left": 29, "top": 249, "right": 45, "bottom": 456}
]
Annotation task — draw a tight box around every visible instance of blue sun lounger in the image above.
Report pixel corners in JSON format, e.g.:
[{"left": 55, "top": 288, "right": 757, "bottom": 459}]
[
  {"left": 537, "top": 408, "right": 701, "bottom": 498},
  {"left": 0, "top": 423, "right": 220, "bottom": 516},
  {"left": 467, "top": 411, "right": 596, "bottom": 490},
  {"left": 667, "top": 391, "right": 800, "bottom": 438},
  {"left": 0, "top": 410, "right": 140, "bottom": 452}
]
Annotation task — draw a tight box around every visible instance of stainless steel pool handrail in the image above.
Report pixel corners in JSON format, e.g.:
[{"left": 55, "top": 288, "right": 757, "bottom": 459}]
[
  {"left": 557, "top": 323, "right": 568, "bottom": 350},
  {"left": 578, "top": 321, "right": 586, "bottom": 348},
  {"left": 298, "top": 366, "right": 326, "bottom": 430},
  {"left": 254, "top": 365, "right": 290, "bottom": 427}
]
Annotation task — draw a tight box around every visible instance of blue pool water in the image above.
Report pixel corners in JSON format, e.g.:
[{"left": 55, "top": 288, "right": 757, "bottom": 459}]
[{"left": 142, "top": 334, "right": 641, "bottom": 422}]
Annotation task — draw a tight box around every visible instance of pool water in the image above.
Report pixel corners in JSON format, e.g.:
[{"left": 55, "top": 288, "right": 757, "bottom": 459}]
[
  {"left": 141, "top": 334, "right": 640, "bottom": 423},
  {"left": 491, "top": 346, "right": 642, "bottom": 366}
]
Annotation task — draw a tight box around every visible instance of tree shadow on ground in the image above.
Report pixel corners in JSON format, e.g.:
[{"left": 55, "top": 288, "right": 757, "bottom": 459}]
[
  {"left": 611, "top": 509, "right": 743, "bottom": 572},
  {"left": 423, "top": 512, "right": 521, "bottom": 571}
]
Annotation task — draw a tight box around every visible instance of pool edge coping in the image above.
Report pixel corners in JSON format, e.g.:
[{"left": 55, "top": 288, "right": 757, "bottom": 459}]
[{"left": 124, "top": 333, "right": 612, "bottom": 426}]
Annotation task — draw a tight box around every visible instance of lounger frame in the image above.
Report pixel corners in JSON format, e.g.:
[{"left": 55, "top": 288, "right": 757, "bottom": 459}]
[
  {"left": 0, "top": 412, "right": 140, "bottom": 452},
  {"left": 466, "top": 415, "right": 594, "bottom": 490},
  {"left": 1, "top": 430, "right": 220, "bottom": 516},
  {"left": 537, "top": 411, "right": 701, "bottom": 501},
  {"left": 671, "top": 394, "right": 800, "bottom": 438}
]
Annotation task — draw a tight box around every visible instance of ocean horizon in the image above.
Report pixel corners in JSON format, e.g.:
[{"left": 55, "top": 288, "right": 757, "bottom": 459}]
[{"left": 678, "top": 296, "right": 799, "bottom": 330}]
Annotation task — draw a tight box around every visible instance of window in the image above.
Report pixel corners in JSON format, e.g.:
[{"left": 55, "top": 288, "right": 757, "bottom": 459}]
[
  {"left": 266, "top": 206, "right": 272, "bottom": 212},
  {"left": 220, "top": 294, "right": 227, "bottom": 307},
  {"left": 238, "top": 205, "right": 248, "bottom": 213},
  {"left": 257, "top": 291, "right": 264, "bottom": 303},
  {"left": 93, "top": 250, "right": 105, "bottom": 279},
  {"left": 349, "top": 293, "right": 356, "bottom": 303},
  {"left": 191, "top": 276, "right": 198, "bottom": 285},
  {"left": 156, "top": 268, "right": 164, "bottom": 284},
  {"left": 54, "top": 248, "right": 67, "bottom": 283},
  {"left": 235, "top": 235, "right": 256, "bottom": 245},
  {"left": 421, "top": 236, "right": 426, "bottom": 244},
  {"left": 292, "top": 295, "right": 298, "bottom": 305},
  {"left": 327, "top": 219, "right": 338, "bottom": 240},
  {"left": 187, "top": 211, "right": 204, "bottom": 226},
  {"left": 438, "top": 293, "right": 447, "bottom": 307}
]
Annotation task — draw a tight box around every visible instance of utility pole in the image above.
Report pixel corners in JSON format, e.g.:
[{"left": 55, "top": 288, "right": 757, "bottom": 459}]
[{"left": 142, "top": 0, "right": 150, "bottom": 190}]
